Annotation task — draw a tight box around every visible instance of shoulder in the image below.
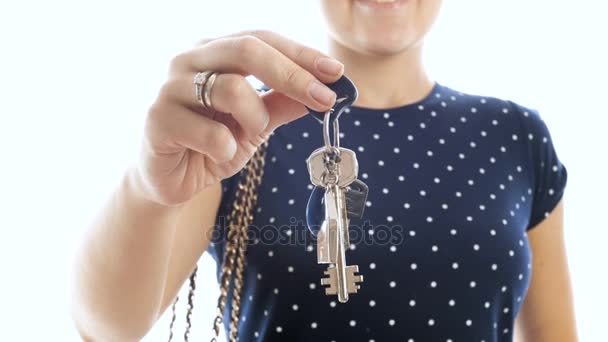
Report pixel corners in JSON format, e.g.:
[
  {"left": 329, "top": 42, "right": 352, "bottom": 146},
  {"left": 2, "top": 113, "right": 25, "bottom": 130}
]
[
  {"left": 438, "top": 83, "right": 551, "bottom": 138},
  {"left": 441, "top": 84, "right": 568, "bottom": 229},
  {"left": 440, "top": 84, "right": 564, "bottom": 174}
]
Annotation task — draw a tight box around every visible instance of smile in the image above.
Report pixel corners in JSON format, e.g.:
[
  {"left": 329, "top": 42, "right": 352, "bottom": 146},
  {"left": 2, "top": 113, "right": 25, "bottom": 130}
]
[{"left": 355, "top": 0, "right": 409, "bottom": 10}]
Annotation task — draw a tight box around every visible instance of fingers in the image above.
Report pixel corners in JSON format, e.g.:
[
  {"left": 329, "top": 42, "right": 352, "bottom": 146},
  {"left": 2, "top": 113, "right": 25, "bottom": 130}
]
[
  {"left": 208, "top": 74, "right": 271, "bottom": 135},
  {"left": 170, "top": 36, "right": 339, "bottom": 112},
  {"left": 191, "top": 30, "right": 343, "bottom": 84},
  {"left": 160, "top": 73, "right": 270, "bottom": 137},
  {"left": 159, "top": 73, "right": 310, "bottom": 136},
  {"left": 261, "top": 91, "right": 308, "bottom": 132},
  {"left": 160, "top": 31, "right": 345, "bottom": 147},
  {"left": 223, "top": 30, "right": 344, "bottom": 84},
  {"left": 147, "top": 103, "right": 237, "bottom": 164}
]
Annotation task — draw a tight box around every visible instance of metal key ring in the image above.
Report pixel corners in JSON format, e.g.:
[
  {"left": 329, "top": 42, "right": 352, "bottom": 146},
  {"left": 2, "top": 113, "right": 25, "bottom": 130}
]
[{"left": 322, "top": 109, "right": 341, "bottom": 151}]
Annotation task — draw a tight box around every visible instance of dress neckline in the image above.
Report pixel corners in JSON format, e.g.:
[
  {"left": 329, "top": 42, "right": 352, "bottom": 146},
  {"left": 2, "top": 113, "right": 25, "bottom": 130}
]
[{"left": 348, "top": 82, "right": 443, "bottom": 114}]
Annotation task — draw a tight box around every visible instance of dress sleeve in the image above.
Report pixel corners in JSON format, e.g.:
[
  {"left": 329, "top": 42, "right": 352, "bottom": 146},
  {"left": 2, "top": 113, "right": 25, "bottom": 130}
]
[{"left": 519, "top": 107, "right": 569, "bottom": 231}]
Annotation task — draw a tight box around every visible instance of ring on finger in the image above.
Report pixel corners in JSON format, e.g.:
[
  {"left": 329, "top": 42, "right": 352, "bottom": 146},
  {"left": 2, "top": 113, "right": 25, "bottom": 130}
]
[
  {"left": 193, "top": 71, "right": 218, "bottom": 110},
  {"left": 203, "top": 72, "right": 218, "bottom": 110}
]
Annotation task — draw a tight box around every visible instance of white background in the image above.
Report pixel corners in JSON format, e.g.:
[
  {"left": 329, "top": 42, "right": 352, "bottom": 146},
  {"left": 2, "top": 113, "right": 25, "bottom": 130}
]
[{"left": 0, "top": 1, "right": 606, "bottom": 341}]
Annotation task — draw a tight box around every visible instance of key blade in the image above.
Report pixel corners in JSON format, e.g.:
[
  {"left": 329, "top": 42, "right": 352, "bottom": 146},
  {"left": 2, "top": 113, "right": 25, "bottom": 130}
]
[
  {"left": 345, "top": 265, "right": 364, "bottom": 294},
  {"left": 316, "top": 220, "right": 332, "bottom": 264},
  {"left": 325, "top": 287, "right": 338, "bottom": 296},
  {"left": 321, "top": 266, "right": 338, "bottom": 295},
  {"left": 324, "top": 188, "right": 340, "bottom": 264},
  {"left": 332, "top": 184, "right": 351, "bottom": 303},
  {"left": 306, "top": 186, "right": 325, "bottom": 236}
]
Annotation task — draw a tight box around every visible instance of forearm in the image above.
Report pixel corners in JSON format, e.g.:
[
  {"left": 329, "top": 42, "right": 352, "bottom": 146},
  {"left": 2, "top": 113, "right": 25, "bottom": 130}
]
[{"left": 71, "top": 168, "right": 182, "bottom": 341}]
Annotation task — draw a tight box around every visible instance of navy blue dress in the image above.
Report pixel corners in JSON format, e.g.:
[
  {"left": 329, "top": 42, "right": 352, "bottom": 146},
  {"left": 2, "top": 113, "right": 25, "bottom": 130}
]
[{"left": 207, "top": 82, "right": 568, "bottom": 342}]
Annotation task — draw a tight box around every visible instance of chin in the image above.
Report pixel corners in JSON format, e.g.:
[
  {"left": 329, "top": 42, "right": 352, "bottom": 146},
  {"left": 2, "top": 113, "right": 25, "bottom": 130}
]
[
  {"left": 351, "top": 29, "right": 422, "bottom": 57},
  {"left": 320, "top": 0, "right": 441, "bottom": 57}
]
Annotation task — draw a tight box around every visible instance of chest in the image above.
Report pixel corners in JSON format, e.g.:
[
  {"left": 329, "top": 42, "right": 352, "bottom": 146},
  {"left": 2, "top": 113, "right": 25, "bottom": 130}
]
[
  {"left": 246, "top": 112, "right": 534, "bottom": 300},
  {"left": 209, "top": 89, "right": 551, "bottom": 341}
]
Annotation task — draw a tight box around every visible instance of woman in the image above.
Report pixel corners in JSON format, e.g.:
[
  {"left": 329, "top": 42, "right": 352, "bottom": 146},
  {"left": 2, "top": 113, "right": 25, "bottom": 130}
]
[{"left": 70, "top": 0, "right": 578, "bottom": 341}]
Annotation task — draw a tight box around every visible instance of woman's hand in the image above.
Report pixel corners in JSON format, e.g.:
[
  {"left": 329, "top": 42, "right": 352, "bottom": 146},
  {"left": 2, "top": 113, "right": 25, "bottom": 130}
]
[{"left": 135, "top": 30, "right": 344, "bottom": 205}]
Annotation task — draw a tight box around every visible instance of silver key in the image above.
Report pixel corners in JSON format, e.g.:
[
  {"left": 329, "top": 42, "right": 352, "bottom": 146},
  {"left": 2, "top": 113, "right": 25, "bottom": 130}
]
[
  {"left": 306, "top": 147, "right": 359, "bottom": 188},
  {"left": 319, "top": 184, "right": 364, "bottom": 302}
]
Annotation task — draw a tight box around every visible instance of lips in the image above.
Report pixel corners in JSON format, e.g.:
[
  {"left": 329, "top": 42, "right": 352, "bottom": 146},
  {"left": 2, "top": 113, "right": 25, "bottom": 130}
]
[{"left": 355, "top": 0, "right": 409, "bottom": 10}]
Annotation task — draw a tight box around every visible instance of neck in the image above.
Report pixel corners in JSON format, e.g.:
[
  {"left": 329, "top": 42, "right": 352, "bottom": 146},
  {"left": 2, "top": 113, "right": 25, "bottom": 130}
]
[{"left": 327, "top": 39, "right": 434, "bottom": 109}]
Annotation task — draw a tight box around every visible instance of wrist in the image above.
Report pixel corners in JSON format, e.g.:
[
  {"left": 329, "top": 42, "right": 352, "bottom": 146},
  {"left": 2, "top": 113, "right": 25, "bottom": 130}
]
[{"left": 122, "top": 167, "right": 184, "bottom": 216}]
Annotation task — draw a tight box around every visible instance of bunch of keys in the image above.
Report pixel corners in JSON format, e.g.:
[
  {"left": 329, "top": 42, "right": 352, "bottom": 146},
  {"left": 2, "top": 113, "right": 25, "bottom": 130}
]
[{"left": 305, "top": 76, "right": 369, "bottom": 303}]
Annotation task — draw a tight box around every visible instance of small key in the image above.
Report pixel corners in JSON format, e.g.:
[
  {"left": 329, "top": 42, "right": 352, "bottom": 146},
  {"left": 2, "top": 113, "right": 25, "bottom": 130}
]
[
  {"left": 345, "top": 179, "right": 369, "bottom": 219},
  {"left": 306, "top": 179, "right": 369, "bottom": 236},
  {"left": 306, "top": 147, "right": 359, "bottom": 188}
]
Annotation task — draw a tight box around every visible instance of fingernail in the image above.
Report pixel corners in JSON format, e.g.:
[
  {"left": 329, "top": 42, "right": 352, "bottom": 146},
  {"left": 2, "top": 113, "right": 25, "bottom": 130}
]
[
  {"left": 316, "top": 57, "right": 344, "bottom": 76},
  {"left": 308, "top": 81, "right": 336, "bottom": 107}
]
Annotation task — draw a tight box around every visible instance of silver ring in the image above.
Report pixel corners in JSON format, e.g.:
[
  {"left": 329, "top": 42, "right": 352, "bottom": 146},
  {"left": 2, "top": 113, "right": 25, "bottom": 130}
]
[{"left": 193, "top": 71, "right": 216, "bottom": 109}]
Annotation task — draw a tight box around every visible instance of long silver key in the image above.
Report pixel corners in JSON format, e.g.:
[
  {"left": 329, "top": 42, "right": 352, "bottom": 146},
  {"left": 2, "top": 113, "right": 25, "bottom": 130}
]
[
  {"left": 320, "top": 184, "right": 363, "bottom": 302},
  {"left": 316, "top": 155, "right": 355, "bottom": 264}
]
